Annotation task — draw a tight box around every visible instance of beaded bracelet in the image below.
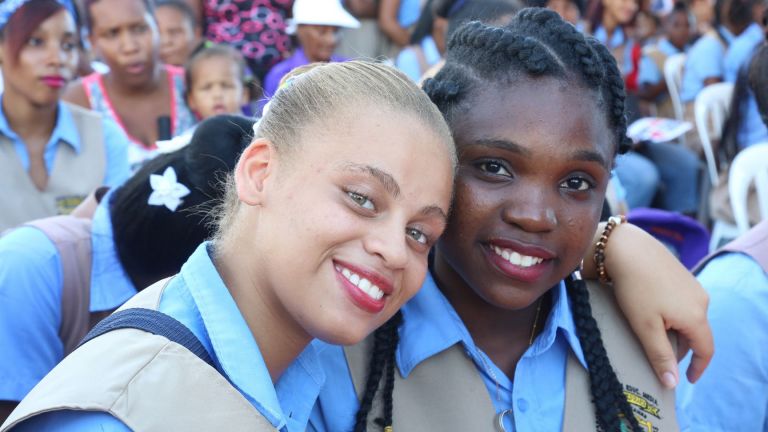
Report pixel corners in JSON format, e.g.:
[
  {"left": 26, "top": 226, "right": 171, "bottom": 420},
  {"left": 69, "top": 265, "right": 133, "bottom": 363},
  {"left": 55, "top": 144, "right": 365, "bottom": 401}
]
[{"left": 594, "top": 215, "right": 626, "bottom": 285}]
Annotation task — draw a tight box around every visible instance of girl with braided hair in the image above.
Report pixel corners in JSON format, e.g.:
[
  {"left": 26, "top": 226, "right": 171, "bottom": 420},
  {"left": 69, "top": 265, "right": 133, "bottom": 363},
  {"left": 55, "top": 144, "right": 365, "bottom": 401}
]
[{"left": 310, "top": 8, "right": 710, "bottom": 431}]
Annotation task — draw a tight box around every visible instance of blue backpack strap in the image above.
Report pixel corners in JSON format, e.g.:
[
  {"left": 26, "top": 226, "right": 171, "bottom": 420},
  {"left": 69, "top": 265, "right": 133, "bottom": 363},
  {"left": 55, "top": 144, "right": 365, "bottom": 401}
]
[{"left": 78, "top": 308, "right": 214, "bottom": 367}]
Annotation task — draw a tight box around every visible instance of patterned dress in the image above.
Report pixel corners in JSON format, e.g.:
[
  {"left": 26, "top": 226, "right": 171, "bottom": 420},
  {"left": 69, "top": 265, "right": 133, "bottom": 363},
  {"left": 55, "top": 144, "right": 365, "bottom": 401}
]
[{"left": 203, "top": 0, "right": 294, "bottom": 79}]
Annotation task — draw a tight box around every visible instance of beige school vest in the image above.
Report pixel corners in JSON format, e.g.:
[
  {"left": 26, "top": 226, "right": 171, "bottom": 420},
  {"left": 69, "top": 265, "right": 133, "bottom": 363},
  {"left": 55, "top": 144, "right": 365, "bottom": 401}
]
[
  {"left": 0, "top": 279, "right": 277, "bottom": 432},
  {"left": 0, "top": 103, "right": 105, "bottom": 231},
  {"left": 345, "top": 281, "right": 679, "bottom": 431}
]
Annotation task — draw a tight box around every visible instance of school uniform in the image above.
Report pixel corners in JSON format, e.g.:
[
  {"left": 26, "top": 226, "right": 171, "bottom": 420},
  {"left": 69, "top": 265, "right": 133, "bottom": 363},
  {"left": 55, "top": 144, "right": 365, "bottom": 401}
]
[
  {"left": 678, "top": 221, "right": 768, "bottom": 431},
  {"left": 2, "top": 242, "right": 325, "bottom": 432},
  {"left": 638, "top": 38, "right": 687, "bottom": 117},
  {"left": 0, "top": 195, "right": 136, "bottom": 404},
  {"left": 723, "top": 23, "right": 768, "bottom": 148},
  {"left": 0, "top": 100, "right": 130, "bottom": 230},
  {"left": 593, "top": 26, "right": 635, "bottom": 77},
  {"left": 309, "top": 272, "right": 677, "bottom": 431},
  {"left": 680, "top": 27, "right": 733, "bottom": 103}
]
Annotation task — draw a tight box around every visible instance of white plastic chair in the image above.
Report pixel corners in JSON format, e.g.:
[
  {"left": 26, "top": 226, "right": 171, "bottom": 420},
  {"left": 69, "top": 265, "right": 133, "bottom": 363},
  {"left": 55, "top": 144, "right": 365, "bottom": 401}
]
[
  {"left": 695, "top": 82, "right": 734, "bottom": 186},
  {"left": 663, "top": 53, "right": 686, "bottom": 122},
  {"left": 729, "top": 143, "right": 768, "bottom": 233}
]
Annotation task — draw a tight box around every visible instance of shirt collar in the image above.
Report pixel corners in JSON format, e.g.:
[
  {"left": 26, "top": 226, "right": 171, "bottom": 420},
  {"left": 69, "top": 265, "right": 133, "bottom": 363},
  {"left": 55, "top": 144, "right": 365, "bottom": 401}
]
[
  {"left": 594, "top": 26, "right": 626, "bottom": 49},
  {"left": 0, "top": 98, "right": 81, "bottom": 152},
  {"left": 527, "top": 280, "right": 587, "bottom": 368},
  {"left": 740, "top": 22, "right": 764, "bottom": 43},
  {"left": 179, "top": 242, "right": 325, "bottom": 431},
  {"left": 659, "top": 38, "right": 684, "bottom": 56},
  {"left": 718, "top": 25, "right": 736, "bottom": 44},
  {"left": 89, "top": 190, "right": 137, "bottom": 311},
  {"left": 397, "top": 273, "right": 587, "bottom": 377}
]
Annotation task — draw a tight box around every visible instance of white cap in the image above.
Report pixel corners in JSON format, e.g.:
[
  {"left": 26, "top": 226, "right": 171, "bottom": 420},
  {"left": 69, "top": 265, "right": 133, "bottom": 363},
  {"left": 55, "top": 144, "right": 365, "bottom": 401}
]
[{"left": 287, "top": 0, "right": 361, "bottom": 34}]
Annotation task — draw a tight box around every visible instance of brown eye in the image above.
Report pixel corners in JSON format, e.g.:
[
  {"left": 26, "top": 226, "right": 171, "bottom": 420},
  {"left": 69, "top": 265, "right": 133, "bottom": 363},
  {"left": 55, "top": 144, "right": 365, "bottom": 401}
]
[
  {"left": 478, "top": 161, "right": 511, "bottom": 177},
  {"left": 560, "top": 177, "right": 592, "bottom": 191}
]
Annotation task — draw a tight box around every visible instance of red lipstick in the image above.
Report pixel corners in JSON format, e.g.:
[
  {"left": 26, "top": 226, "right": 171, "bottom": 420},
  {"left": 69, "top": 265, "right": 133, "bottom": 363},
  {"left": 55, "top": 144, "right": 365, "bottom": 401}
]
[{"left": 40, "top": 76, "right": 66, "bottom": 88}]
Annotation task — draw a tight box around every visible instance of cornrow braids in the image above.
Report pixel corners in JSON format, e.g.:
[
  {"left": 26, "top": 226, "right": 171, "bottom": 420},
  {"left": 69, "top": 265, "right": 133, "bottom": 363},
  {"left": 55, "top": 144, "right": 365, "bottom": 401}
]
[
  {"left": 565, "top": 274, "right": 640, "bottom": 431},
  {"left": 424, "top": 7, "right": 631, "bottom": 155},
  {"left": 353, "top": 311, "right": 403, "bottom": 432}
]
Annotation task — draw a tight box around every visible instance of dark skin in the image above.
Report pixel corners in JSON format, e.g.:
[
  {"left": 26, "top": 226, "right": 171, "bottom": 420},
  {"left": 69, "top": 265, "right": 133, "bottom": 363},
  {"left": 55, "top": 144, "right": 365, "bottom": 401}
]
[
  {"left": 432, "top": 78, "right": 614, "bottom": 377},
  {"left": 378, "top": 0, "right": 410, "bottom": 47},
  {"left": 64, "top": 0, "right": 171, "bottom": 147}
]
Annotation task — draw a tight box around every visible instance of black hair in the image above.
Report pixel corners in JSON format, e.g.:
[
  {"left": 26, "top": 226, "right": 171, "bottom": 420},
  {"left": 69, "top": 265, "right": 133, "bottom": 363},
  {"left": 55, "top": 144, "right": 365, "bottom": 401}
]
[
  {"left": 110, "top": 115, "right": 254, "bottom": 290},
  {"left": 748, "top": 43, "right": 768, "bottom": 123},
  {"left": 354, "top": 8, "right": 636, "bottom": 431},
  {"left": 156, "top": 0, "right": 196, "bottom": 28},
  {"left": 721, "top": 43, "right": 768, "bottom": 164},
  {"left": 83, "top": 0, "right": 156, "bottom": 33},
  {"left": 184, "top": 43, "right": 246, "bottom": 95}
]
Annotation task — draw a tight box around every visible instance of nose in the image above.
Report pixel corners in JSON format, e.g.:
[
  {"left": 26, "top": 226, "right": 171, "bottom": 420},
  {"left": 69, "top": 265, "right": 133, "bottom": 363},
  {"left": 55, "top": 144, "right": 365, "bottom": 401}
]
[
  {"left": 119, "top": 31, "right": 140, "bottom": 54},
  {"left": 45, "top": 42, "right": 69, "bottom": 67},
  {"left": 362, "top": 217, "right": 409, "bottom": 270},
  {"left": 500, "top": 187, "right": 558, "bottom": 233}
]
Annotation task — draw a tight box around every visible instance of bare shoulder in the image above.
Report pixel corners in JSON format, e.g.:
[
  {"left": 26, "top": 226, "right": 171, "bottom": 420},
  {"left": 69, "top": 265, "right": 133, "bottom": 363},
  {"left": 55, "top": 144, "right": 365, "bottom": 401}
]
[{"left": 62, "top": 79, "right": 90, "bottom": 109}]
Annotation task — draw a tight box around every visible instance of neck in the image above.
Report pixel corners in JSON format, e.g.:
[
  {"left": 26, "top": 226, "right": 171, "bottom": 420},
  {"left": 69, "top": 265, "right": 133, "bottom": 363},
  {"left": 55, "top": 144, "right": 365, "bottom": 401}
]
[
  {"left": 602, "top": 13, "right": 619, "bottom": 36},
  {"left": 1, "top": 92, "right": 57, "bottom": 143},
  {"left": 105, "top": 63, "right": 164, "bottom": 96},
  {"left": 213, "top": 233, "right": 312, "bottom": 383},
  {"left": 433, "top": 250, "right": 550, "bottom": 379}
]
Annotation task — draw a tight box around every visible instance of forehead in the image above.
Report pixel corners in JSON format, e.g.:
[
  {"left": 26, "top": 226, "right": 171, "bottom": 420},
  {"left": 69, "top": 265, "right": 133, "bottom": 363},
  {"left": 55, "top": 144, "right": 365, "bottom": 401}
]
[
  {"left": 35, "top": 9, "right": 76, "bottom": 34},
  {"left": 192, "top": 55, "right": 240, "bottom": 78},
  {"left": 90, "top": 0, "right": 151, "bottom": 29},
  {"left": 454, "top": 77, "right": 614, "bottom": 164},
  {"left": 156, "top": 5, "right": 193, "bottom": 27}
]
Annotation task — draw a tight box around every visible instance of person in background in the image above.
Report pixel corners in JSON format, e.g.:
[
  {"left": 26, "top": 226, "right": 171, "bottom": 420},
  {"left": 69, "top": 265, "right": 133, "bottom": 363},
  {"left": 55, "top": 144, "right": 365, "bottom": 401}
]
[
  {"left": 156, "top": 0, "right": 200, "bottom": 67},
  {"left": 547, "top": 0, "right": 584, "bottom": 26},
  {"left": 0, "top": 0, "right": 130, "bottom": 231},
  {"left": 397, "top": 0, "right": 519, "bottom": 82},
  {"left": 185, "top": 44, "right": 247, "bottom": 121},
  {"left": 678, "top": 56, "right": 768, "bottom": 428},
  {"left": 588, "top": 0, "right": 639, "bottom": 78},
  {"left": 0, "top": 114, "right": 254, "bottom": 424},
  {"left": 637, "top": 2, "right": 691, "bottom": 118},
  {"left": 379, "top": 0, "right": 425, "bottom": 48},
  {"left": 336, "top": 0, "right": 392, "bottom": 59},
  {"left": 63, "top": 0, "right": 195, "bottom": 170},
  {"left": 262, "top": 0, "right": 360, "bottom": 100},
  {"left": 198, "top": 0, "right": 293, "bottom": 82}
]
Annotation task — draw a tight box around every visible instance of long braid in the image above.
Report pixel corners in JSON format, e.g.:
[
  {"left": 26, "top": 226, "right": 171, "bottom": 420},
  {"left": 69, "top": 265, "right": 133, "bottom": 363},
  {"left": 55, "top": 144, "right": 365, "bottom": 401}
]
[
  {"left": 424, "top": 7, "right": 637, "bottom": 429},
  {"left": 566, "top": 274, "right": 641, "bottom": 431},
  {"left": 353, "top": 311, "right": 403, "bottom": 432}
]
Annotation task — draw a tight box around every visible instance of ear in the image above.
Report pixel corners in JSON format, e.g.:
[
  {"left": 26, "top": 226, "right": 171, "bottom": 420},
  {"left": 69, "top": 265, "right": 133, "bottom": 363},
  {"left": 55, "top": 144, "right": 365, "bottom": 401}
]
[{"left": 234, "top": 138, "right": 276, "bottom": 206}]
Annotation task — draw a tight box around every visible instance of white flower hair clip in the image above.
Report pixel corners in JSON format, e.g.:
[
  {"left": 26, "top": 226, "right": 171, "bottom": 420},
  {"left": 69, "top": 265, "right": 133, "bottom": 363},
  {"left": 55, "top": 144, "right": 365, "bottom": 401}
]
[{"left": 148, "top": 167, "right": 191, "bottom": 212}]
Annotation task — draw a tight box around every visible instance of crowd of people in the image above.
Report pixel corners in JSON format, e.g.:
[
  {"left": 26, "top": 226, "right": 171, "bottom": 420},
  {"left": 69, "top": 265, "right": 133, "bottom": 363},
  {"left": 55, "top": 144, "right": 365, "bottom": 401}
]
[{"left": 0, "top": 0, "right": 766, "bottom": 431}]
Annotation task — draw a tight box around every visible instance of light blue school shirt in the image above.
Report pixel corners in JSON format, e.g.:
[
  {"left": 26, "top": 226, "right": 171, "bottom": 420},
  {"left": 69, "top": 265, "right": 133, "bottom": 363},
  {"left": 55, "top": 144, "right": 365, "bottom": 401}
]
[
  {"left": 677, "top": 252, "right": 768, "bottom": 431},
  {"left": 724, "top": 23, "right": 764, "bottom": 83},
  {"left": 0, "top": 194, "right": 136, "bottom": 402},
  {"left": 308, "top": 272, "right": 586, "bottom": 432},
  {"left": 398, "top": 0, "right": 423, "bottom": 28},
  {"left": 13, "top": 242, "right": 326, "bottom": 432},
  {"left": 0, "top": 98, "right": 130, "bottom": 187},
  {"left": 593, "top": 26, "right": 635, "bottom": 75},
  {"left": 680, "top": 27, "right": 734, "bottom": 103},
  {"left": 638, "top": 39, "right": 685, "bottom": 86},
  {"left": 396, "top": 36, "right": 441, "bottom": 82}
]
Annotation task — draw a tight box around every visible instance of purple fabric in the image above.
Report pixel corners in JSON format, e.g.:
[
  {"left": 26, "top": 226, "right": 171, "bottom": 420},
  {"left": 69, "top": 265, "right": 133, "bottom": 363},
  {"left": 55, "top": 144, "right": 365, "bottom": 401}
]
[
  {"left": 262, "top": 48, "right": 348, "bottom": 101},
  {"left": 627, "top": 208, "right": 711, "bottom": 269}
]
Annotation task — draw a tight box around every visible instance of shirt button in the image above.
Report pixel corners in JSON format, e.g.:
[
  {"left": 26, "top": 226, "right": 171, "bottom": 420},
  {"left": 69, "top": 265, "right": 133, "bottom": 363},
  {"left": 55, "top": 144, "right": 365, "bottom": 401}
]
[{"left": 517, "top": 398, "right": 529, "bottom": 412}]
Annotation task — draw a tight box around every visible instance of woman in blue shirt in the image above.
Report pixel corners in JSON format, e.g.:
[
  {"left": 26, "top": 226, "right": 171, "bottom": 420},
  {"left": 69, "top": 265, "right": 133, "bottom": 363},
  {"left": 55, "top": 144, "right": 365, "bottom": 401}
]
[
  {"left": 0, "top": 114, "right": 254, "bottom": 424},
  {"left": 0, "top": 0, "right": 130, "bottom": 230},
  {"left": 312, "top": 11, "right": 712, "bottom": 432}
]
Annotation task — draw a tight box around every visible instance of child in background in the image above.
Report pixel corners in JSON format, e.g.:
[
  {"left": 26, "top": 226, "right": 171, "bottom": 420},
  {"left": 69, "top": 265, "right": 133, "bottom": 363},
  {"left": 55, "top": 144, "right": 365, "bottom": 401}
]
[
  {"left": 638, "top": 2, "right": 691, "bottom": 117},
  {"left": 185, "top": 44, "right": 246, "bottom": 120},
  {"left": 156, "top": 0, "right": 200, "bottom": 67},
  {"left": 64, "top": 0, "right": 195, "bottom": 169}
]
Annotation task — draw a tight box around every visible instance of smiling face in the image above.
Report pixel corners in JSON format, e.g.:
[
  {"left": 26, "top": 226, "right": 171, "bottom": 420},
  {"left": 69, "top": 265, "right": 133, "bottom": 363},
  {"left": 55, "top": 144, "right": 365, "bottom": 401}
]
[
  {"left": 0, "top": 9, "right": 78, "bottom": 107},
  {"left": 434, "top": 77, "right": 614, "bottom": 312},
  {"left": 236, "top": 106, "right": 454, "bottom": 345},
  {"left": 89, "top": 0, "right": 159, "bottom": 87}
]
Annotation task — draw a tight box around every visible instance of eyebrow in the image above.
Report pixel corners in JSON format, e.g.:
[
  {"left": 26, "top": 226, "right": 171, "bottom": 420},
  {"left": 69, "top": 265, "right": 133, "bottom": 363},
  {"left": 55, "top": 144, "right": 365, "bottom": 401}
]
[
  {"left": 472, "top": 138, "right": 532, "bottom": 157},
  {"left": 342, "top": 163, "right": 448, "bottom": 222},
  {"left": 475, "top": 138, "right": 609, "bottom": 168},
  {"left": 342, "top": 163, "right": 401, "bottom": 198}
]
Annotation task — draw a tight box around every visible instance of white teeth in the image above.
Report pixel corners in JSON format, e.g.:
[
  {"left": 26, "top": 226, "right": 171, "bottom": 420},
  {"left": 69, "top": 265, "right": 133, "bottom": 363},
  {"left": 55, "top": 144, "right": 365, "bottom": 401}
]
[
  {"left": 337, "top": 265, "right": 385, "bottom": 301},
  {"left": 491, "top": 247, "right": 544, "bottom": 268}
]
